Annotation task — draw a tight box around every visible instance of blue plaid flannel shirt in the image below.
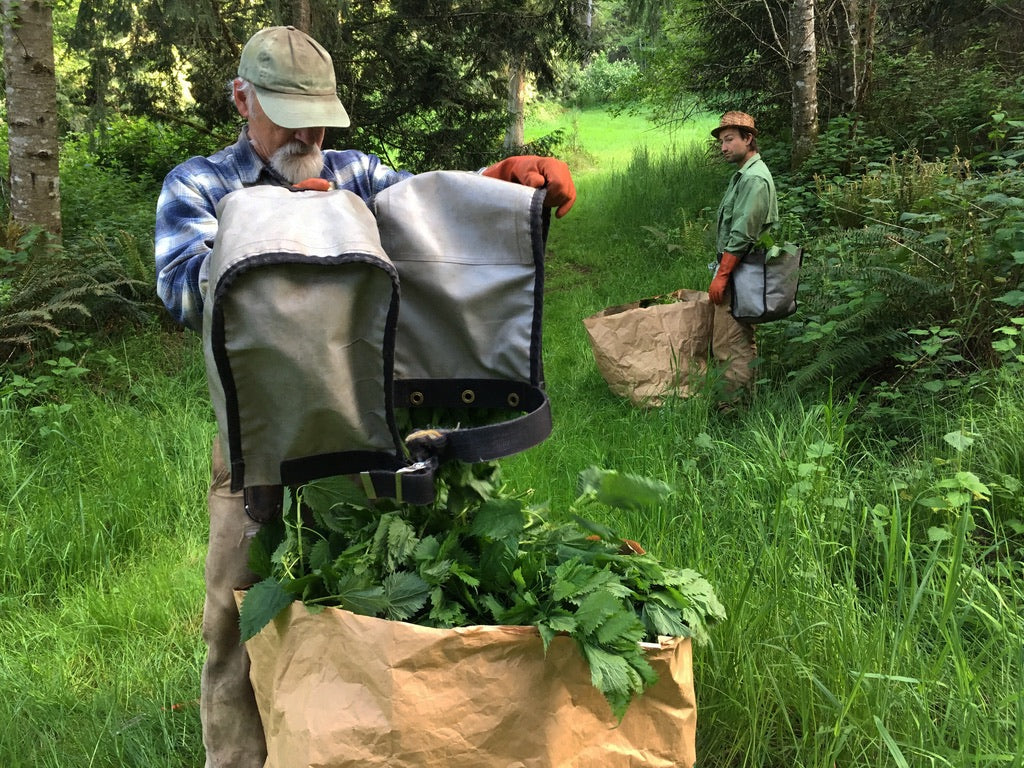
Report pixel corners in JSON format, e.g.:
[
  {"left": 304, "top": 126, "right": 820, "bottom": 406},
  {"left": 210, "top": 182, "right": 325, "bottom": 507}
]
[{"left": 154, "top": 128, "right": 412, "bottom": 330}]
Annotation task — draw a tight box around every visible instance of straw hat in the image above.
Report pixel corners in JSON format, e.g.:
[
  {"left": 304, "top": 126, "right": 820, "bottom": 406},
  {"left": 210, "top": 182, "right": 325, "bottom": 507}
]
[{"left": 711, "top": 111, "right": 757, "bottom": 138}]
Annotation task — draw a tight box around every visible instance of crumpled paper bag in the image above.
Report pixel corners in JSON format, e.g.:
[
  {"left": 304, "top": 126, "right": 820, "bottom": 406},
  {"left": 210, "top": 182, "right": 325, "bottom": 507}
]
[
  {"left": 583, "top": 289, "right": 713, "bottom": 407},
  {"left": 239, "top": 597, "right": 696, "bottom": 768}
]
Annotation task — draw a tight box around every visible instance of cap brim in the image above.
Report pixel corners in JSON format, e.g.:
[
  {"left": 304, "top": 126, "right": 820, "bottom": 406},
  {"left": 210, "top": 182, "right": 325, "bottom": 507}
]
[
  {"left": 711, "top": 125, "right": 756, "bottom": 138},
  {"left": 252, "top": 85, "right": 350, "bottom": 129}
]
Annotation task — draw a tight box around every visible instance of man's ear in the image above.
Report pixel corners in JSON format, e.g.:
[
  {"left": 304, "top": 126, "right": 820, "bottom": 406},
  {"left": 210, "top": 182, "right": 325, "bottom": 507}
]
[{"left": 232, "top": 80, "right": 251, "bottom": 118}]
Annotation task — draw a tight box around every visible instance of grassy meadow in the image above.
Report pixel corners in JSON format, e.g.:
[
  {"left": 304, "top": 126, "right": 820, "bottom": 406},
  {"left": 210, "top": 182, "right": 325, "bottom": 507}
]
[{"left": 1, "top": 105, "right": 1022, "bottom": 767}]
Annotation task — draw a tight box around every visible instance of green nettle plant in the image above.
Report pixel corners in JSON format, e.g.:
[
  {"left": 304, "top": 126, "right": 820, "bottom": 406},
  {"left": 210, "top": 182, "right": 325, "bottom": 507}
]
[{"left": 239, "top": 461, "right": 726, "bottom": 719}]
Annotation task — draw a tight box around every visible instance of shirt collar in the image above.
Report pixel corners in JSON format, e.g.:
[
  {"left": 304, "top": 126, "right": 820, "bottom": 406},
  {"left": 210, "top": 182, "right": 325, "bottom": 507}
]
[{"left": 737, "top": 153, "right": 761, "bottom": 173}]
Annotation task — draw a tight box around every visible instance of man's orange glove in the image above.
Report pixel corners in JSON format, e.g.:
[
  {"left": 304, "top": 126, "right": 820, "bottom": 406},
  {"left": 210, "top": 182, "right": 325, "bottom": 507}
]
[
  {"left": 482, "top": 156, "right": 576, "bottom": 218},
  {"left": 291, "top": 178, "right": 332, "bottom": 191},
  {"left": 708, "top": 251, "right": 741, "bottom": 305}
]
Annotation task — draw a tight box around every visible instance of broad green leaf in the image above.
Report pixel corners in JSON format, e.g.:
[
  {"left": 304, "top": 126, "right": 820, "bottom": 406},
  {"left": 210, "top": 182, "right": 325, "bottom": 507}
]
[
  {"left": 331, "top": 572, "right": 389, "bottom": 616},
  {"left": 942, "top": 430, "right": 975, "bottom": 452},
  {"left": 380, "top": 515, "right": 418, "bottom": 572},
  {"left": 449, "top": 561, "right": 480, "bottom": 587},
  {"left": 238, "top": 578, "right": 296, "bottom": 642},
  {"left": 544, "top": 613, "right": 578, "bottom": 635},
  {"left": 308, "top": 538, "right": 333, "bottom": 571},
  {"left": 641, "top": 601, "right": 690, "bottom": 638},
  {"left": 954, "top": 471, "right": 990, "bottom": 500},
  {"left": 469, "top": 498, "right": 527, "bottom": 539},
  {"left": 594, "top": 609, "right": 646, "bottom": 647},
  {"left": 574, "top": 590, "right": 622, "bottom": 635},
  {"left": 382, "top": 572, "right": 430, "bottom": 621},
  {"left": 995, "top": 290, "right": 1024, "bottom": 307},
  {"left": 478, "top": 539, "right": 517, "bottom": 588},
  {"left": 577, "top": 466, "right": 672, "bottom": 510}
]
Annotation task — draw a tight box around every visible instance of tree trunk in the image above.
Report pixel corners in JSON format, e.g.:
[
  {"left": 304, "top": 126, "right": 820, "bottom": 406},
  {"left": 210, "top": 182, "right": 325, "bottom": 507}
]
[
  {"left": 503, "top": 58, "right": 527, "bottom": 152},
  {"left": 836, "top": 0, "right": 878, "bottom": 113},
  {"left": 291, "top": 0, "right": 312, "bottom": 32},
  {"left": 789, "top": 0, "right": 819, "bottom": 169},
  {"left": 3, "top": 0, "right": 62, "bottom": 240},
  {"left": 856, "top": 0, "right": 878, "bottom": 107},
  {"left": 837, "top": 0, "right": 859, "bottom": 112}
]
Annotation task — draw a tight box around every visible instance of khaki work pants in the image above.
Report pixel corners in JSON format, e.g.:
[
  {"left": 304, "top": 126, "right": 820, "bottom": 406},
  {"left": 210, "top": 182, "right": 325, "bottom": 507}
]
[
  {"left": 711, "top": 285, "right": 757, "bottom": 397},
  {"left": 201, "top": 436, "right": 267, "bottom": 768}
]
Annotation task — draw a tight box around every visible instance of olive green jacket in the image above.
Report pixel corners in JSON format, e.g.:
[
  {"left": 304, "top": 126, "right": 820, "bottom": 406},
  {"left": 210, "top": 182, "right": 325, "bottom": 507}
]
[{"left": 715, "top": 153, "right": 778, "bottom": 257}]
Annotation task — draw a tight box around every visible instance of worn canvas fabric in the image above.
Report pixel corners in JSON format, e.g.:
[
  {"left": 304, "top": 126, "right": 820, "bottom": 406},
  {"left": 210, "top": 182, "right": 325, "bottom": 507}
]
[
  {"left": 202, "top": 172, "right": 551, "bottom": 498},
  {"left": 375, "top": 171, "right": 546, "bottom": 403},
  {"left": 728, "top": 243, "right": 803, "bottom": 323},
  {"left": 203, "top": 185, "right": 403, "bottom": 493},
  {"left": 583, "top": 288, "right": 713, "bottom": 407},
  {"left": 240, "top": 598, "right": 697, "bottom": 768}
]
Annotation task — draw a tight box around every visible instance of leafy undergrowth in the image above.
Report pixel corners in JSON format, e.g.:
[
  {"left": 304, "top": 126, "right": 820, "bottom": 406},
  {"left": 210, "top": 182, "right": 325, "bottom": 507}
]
[{"left": 239, "top": 461, "right": 726, "bottom": 719}]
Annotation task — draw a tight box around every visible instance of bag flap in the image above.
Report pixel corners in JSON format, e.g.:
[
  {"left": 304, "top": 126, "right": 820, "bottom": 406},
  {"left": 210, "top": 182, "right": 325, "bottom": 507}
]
[
  {"left": 204, "top": 186, "right": 404, "bottom": 492},
  {"left": 374, "top": 171, "right": 552, "bottom": 461},
  {"left": 375, "top": 170, "right": 546, "bottom": 391}
]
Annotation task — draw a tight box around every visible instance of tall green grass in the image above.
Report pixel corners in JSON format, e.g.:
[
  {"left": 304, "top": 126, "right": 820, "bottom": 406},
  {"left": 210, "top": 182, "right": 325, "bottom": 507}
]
[
  {"left": 1, "top": 330, "right": 210, "bottom": 766},
  {"left": 1, "top": 107, "right": 1021, "bottom": 767}
]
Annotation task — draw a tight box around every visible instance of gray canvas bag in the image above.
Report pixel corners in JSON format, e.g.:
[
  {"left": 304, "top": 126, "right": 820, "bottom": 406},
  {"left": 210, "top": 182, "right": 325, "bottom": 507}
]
[
  {"left": 728, "top": 243, "right": 803, "bottom": 323},
  {"left": 203, "top": 172, "right": 549, "bottom": 516},
  {"left": 376, "top": 171, "right": 549, "bottom": 462}
]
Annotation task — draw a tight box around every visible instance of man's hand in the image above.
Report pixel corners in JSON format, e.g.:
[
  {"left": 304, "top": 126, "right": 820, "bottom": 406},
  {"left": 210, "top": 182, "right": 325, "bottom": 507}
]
[
  {"left": 482, "top": 156, "right": 576, "bottom": 217},
  {"left": 708, "top": 251, "right": 741, "bottom": 305}
]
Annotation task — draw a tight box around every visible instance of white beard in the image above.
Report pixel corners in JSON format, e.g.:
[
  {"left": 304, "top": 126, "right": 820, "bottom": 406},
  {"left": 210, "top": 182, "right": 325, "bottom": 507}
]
[{"left": 271, "top": 141, "right": 326, "bottom": 184}]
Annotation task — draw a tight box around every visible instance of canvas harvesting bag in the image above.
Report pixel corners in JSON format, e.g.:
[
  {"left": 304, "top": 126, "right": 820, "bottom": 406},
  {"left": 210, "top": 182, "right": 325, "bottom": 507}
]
[
  {"left": 202, "top": 171, "right": 550, "bottom": 513},
  {"left": 726, "top": 242, "right": 803, "bottom": 323}
]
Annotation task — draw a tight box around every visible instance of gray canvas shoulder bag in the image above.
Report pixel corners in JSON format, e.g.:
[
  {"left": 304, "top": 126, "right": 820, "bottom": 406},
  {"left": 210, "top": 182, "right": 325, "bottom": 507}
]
[{"left": 203, "top": 172, "right": 550, "bottom": 516}]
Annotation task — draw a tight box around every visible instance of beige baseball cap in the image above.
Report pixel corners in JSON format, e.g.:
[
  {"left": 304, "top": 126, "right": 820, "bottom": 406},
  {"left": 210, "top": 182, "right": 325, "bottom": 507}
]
[{"left": 238, "top": 26, "right": 350, "bottom": 129}]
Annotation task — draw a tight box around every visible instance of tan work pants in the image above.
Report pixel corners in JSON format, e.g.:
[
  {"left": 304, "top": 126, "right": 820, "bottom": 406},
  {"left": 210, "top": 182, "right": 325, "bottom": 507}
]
[
  {"left": 711, "top": 285, "right": 757, "bottom": 397},
  {"left": 201, "top": 436, "right": 267, "bottom": 768}
]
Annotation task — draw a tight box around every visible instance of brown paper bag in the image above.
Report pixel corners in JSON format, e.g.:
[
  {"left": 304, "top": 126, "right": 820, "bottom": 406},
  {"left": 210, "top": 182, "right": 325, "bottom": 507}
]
[
  {"left": 582, "top": 289, "right": 713, "bottom": 407},
  {"left": 241, "top": 598, "right": 696, "bottom": 768}
]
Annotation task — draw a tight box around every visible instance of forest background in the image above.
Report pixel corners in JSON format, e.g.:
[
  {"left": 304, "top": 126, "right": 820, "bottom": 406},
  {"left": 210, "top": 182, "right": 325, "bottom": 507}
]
[{"left": 1, "top": 1, "right": 1023, "bottom": 766}]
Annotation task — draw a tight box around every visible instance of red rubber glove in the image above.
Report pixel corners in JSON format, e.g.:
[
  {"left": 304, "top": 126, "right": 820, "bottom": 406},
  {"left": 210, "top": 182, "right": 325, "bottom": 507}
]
[
  {"left": 708, "top": 251, "right": 741, "bottom": 305},
  {"left": 482, "top": 156, "right": 576, "bottom": 217}
]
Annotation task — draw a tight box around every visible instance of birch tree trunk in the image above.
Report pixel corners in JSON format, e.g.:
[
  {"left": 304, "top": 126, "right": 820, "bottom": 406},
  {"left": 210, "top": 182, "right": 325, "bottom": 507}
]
[
  {"left": 3, "top": 0, "right": 62, "bottom": 239},
  {"left": 789, "top": 0, "right": 819, "bottom": 169},
  {"left": 503, "top": 58, "right": 527, "bottom": 152},
  {"left": 836, "top": 0, "right": 878, "bottom": 113},
  {"left": 856, "top": 0, "right": 878, "bottom": 107},
  {"left": 837, "top": 0, "right": 860, "bottom": 112}
]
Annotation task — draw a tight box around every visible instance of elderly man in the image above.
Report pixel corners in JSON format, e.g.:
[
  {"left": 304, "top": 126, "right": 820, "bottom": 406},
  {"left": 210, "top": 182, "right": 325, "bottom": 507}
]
[
  {"left": 154, "top": 26, "right": 575, "bottom": 767},
  {"left": 707, "top": 110, "right": 778, "bottom": 399}
]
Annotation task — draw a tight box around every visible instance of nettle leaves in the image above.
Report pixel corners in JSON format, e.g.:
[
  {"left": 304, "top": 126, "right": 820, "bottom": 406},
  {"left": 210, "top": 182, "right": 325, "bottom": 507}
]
[{"left": 239, "top": 463, "right": 725, "bottom": 719}]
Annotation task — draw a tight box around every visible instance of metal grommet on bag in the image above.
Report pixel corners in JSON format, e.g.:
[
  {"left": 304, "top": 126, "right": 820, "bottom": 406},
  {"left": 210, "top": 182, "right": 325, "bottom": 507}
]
[
  {"left": 507, "top": 392, "right": 520, "bottom": 407},
  {"left": 461, "top": 389, "right": 476, "bottom": 404},
  {"left": 409, "top": 391, "right": 425, "bottom": 406}
]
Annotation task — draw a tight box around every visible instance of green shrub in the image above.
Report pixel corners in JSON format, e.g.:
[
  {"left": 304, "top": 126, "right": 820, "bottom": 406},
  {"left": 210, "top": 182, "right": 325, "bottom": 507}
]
[
  {"left": 563, "top": 53, "right": 641, "bottom": 107},
  {"left": 862, "top": 46, "right": 1024, "bottom": 160},
  {"left": 80, "top": 114, "right": 231, "bottom": 185},
  {"left": 769, "top": 155, "right": 1024, "bottom": 403}
]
